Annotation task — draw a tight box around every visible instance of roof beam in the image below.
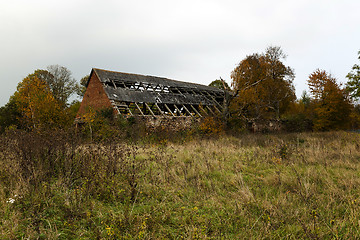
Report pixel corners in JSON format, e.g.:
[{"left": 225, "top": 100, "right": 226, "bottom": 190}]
[
  {"left": 173, "top": 104, "right": 184, "bottom": 116},
  {"left": 204, "top": 92, "right": 224, "bottom": 111},
  {"left": 175, "top": 87, "right": 183, "bottom": 95},
  {"left": 154, "top": 103, "right": 165, "bottom": 116},
  {"left": 111, "top": 79, "right": 117, "bottom": 89},
  {"left": 206, "top": 105, "right": 215, "bottom": 115},
  {"left": 198, "top": 105, "right": 209, "bottom": 116},
  {"left": 135, "top": 83, "right": 141, "bottom": 90},
  {"left": 121, "top": 81, "right": 129, "bottom": 89},
  {"left": 145, "top": 102, "right": 156, "bottom": 117},
  {"left": 182, "top": 104, "right": 193, "bottom": 117},
  {"left": 190, "top": 105, "right": 202, "bottom": 117},
  {"left": 212, "top": 104, "right": 222, "bottom": 114},
  {"left": 134, "top": 102, "right": 145, "bottom": 116},
  {"left": 110, "top": 100, "right": 121, "bottom": 115},
  {"left": 164, "top": 103, "right": 175, "bottom": 117},
  {"left": 126, "top": 103, "right": 133, "bottom": 116}
]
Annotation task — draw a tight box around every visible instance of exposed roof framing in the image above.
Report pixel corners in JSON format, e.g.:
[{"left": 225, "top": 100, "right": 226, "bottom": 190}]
[{"left": 90, "top": 68, "right": 226, "bottom": 118}]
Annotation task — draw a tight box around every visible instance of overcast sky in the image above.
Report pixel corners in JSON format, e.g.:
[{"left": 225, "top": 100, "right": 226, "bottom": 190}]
[{"left": 0, "top": 0, "right": 359, "bottom": 106}]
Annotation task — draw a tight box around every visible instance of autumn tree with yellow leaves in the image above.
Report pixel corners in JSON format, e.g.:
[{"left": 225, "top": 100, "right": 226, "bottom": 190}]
[
  {"left": 12, "top": 72, "right": 67, "bottom": 130},
  {"left": 230, "top": 46, "right": 296, "bottom": 122}
]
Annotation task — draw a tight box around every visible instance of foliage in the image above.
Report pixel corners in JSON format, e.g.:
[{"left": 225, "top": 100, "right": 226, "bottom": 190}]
[
  {"left": 77, "top": 74, "right": 90, "bottom": 97},
  {"left": 66, "top": 100, "right": 81, "bottom": 118},
  {"left": 282, "top": 91, "right": 314, "bottom": 132},
  {"left": 282, "top": 113, "right": 313, "bottom": 132},
  {"left": 1, "top": 130, "right": 360, "bottom": 238},
  {"left": 230, "top": 46, "right": 296, "bottom": 121},
  {"left": 209, "top": 79, "right": 230, "bottom": 90},
  {"left": 0, "top": 97, "right": 21, "bottom": 132},
  {"left": 12, "top": 73, "right": 66, "bottom": 130},
  {"left": 345, "top": 50, "right": 360, "bottom": 100},
  {"left": 79, "top": 106, "right": 147, "bottom": 142},
  {"left": 46, "top": 65, "right": 78, "bottom": 105},
  {"left": 85, "top": 107, "right": 119, "bottom": 142},
  {"left": 307, "top": 69, "right": 352, "bottom": 131},
  {"left": 0, "top": 66, "right": 83, "bottom": 131},
  {"left": 198, "top": 116, "right": 224, "bottom": 136},
  {"left": 30, "top": 65, "right": 78, "bottom": 105}
]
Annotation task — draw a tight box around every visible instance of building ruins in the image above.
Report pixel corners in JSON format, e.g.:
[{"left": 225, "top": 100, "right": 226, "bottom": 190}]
[{"left": 77, "top": 68, "right": 226, "bottom": 119}]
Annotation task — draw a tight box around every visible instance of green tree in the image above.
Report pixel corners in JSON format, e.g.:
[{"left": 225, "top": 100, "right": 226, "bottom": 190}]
[
  {"left": 77, "top": 75, "right": 90, "bottom": 97},
  {"left": 0, "top": 97, "right": 22, "bottom": 132},
  {"left": 209, "top": 79, "right": 230, "bottom": 90},
  {"left": 282, "top": 90, "right": 314, "bottom": 132},
  {"left": 31, "top": 65, "right": 78, "bottom": 105},
  {"left": 346, "top": 50, "right": 360, "bottom": 100},
  {"left": 308, "top": 69, "right": 352, "bottom": 131},
  {"left": 230, "top": 46, "right": 295, "bottom": 121}
]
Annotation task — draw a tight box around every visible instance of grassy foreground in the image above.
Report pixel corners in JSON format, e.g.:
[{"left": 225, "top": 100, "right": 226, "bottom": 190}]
[{"left": 1, "top": 131, "right": 360, "bottom": 239}]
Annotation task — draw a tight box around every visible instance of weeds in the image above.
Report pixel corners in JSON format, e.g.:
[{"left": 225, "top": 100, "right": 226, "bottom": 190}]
[{"left": 1, "top": 130, "right": 360, "bottom": 238}]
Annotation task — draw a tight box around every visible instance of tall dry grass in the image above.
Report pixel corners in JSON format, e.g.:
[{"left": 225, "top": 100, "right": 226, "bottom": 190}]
[{"left": 0, "top": 130, "right": 360, "bottom": 239}]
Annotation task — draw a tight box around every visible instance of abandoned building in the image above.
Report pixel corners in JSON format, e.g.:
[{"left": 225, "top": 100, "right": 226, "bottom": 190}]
[{"left": 77, "top": 68, "right": 226, "bottom": 122}]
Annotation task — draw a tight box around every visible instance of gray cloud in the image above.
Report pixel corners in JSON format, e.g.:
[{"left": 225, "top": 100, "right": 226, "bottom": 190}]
[{"left": 1, "top": 0, "right": 359, "bottom": 106}]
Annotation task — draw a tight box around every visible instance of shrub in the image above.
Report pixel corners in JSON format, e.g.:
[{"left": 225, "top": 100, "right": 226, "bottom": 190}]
[
  {"left": 282, "top": 114, "right": 313, "bottom": 132},
  {"left": 198, "top": 117, "right": 224, "bottom": 136}
]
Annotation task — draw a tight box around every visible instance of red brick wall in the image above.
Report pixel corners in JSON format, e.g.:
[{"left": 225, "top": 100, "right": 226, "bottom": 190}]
[{"left": 77, "top": 72, "right": 113, "bottom": 117}]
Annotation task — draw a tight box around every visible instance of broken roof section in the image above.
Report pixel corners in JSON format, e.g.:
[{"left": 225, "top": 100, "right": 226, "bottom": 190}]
[{"left": 90, "top": 68, "right": 225, "bottom": 117}]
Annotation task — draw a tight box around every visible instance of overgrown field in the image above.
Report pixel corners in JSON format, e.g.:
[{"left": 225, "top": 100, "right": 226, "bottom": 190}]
[{"left": 1, "top": 131, "right": 360, "bottom": 239}]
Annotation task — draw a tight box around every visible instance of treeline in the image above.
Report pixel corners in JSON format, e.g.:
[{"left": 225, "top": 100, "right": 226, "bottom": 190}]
[
  {"left": 1, "top": 47, "right": 360, "bottom": 136},
  {"left": 0, "top": 65, "right": 86, "bottom": 132},
  {"left": 211, "top": 46, "right": 360, "bottom": 132}
]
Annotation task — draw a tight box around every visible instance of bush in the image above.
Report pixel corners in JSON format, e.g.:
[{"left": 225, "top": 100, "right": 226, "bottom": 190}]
[
  {"left": 282, "top": 114, "right": 313, "bottom": 132},
  {"left": 2, "top": 130, "right": 360, "bottom": 238},
  {"left": 198, "top": 117, "right": 224, "bottom": 136}
]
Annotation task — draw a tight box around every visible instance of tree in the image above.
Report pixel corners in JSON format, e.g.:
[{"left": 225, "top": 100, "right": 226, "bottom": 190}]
[
  {"left": 300, "top": 90, "right": 311, "bottom": 108},
  {"left": 307, "top": 69, "right": 351, "bottom": 131},
  {"left": 230, "top": 46, "right": 296, "bottom": 121},
  {"left": 12, "top": 72, "right": 65, "bottom": 130},
  {"left": 346, "top": 50, "right": 360, "bottom": 100},
  {"left": 209, "top": 79, "right": 230, "bottom": 90},
  {"left": 0, "top": 97, "right": 22, "bottom": 132},
  {"left": 31, "top": 65, "right": 78, "bottom": 105},
  {"left": 77, "top": 75, "right": 90, "bottom": 97},
  {"left": 282, "top": 91, "right": 314, "bottom": 132}
]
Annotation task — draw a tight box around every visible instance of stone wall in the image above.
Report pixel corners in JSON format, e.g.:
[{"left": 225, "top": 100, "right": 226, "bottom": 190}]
[
  {"left": 248, "top": 120, "right": 283, "bottom": 133},
  {"left": 132, "top": 116, "right": 200, "bottom": 132}
]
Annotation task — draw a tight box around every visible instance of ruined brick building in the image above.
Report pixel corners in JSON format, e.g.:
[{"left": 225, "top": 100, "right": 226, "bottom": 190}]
[{"left": 77, "top": 68, "right": 226, "bottom": 121}]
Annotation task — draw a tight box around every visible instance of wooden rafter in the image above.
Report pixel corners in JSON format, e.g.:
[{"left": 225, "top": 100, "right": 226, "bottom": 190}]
[
  {"left": 182, "top": 105, "right": 193, "bottom": 117},
  {"left": 134, "top": 102, "right": 145, "bottom": 116},
  {"left": 173, "top": 104, "right": 183, "bottom": 116},
  {"left": 145, "top": 103, "right": 156, "bottom": 117},
  {"left": 111, "top": 79, "right": 117, "bottom": 89},
  {"left": 154, "top": 103, "right": 165, "bottom": 116},
  {"left": 206, "top": 105, "right": 215, "bottom": 115},
  {"left": 205, "top": 92, "right": 224, "bottom": 110},
  {"left": 190, "top": 105, "right": 202, "bottom": 117},
  {"left": 198, "top": 105, "right": 209, "bottom": 116},
  {"left": 164, "top": 103, "right": 175, "bottom": 117},
  {"left": 126, "top": 103, "right": 133, "bottom": 116}
]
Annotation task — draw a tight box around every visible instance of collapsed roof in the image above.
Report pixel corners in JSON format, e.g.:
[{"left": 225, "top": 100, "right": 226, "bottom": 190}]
[{"left": 89, "top": 68, "right": 226, "bottom": 117}]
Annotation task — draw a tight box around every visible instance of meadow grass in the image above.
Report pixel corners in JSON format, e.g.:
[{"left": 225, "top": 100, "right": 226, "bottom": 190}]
[{"left": 1, "top": 131, "right": 360, "bottom": 239}]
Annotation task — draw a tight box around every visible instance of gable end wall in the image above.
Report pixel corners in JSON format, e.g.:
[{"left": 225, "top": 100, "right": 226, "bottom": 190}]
[{"left": 77, "top": 73, "right": 113, "bottom": 117}]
